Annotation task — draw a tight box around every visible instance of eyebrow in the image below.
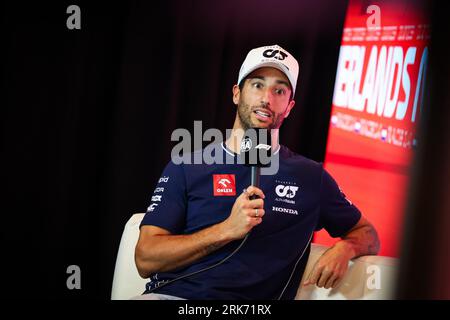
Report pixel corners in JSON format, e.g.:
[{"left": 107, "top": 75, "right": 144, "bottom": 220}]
[{"left": 248, "top": 76, "right": 290, "bottom": 88}]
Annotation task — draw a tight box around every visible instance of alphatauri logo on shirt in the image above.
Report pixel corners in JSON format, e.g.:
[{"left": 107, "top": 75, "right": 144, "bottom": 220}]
[
  {"left": 275, "top": 185, "right": 299, "bottom": 198},
  {"left": 274, "top": 181, "right": 299, "bottom": 205},
  {"left": 213, "top": 174, "right": 236, "bottom": 196}
]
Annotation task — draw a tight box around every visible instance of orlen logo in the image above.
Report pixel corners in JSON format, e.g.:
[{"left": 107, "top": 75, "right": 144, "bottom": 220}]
[
  {"left": 275, "top": 185, "right": 299, "bottom": 198},
  {"left": 213, "top": 174, "right": 236, "bottom": 196},
  {"left": 263, "top": 49, "right": 288, "bottom": 61}
]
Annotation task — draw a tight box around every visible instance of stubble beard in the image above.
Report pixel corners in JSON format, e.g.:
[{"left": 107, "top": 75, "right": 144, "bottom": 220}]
[{"left": 237, "top": 100, "right": 285, "bottom": 131}]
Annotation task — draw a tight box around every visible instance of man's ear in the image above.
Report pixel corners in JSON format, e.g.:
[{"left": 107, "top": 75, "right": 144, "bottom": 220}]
[
  {"left": 232, "top": 85, "right": 240, "bottom": 105},
  {"left": 284, "top": 100, "right": 296, "bottom": 118}
]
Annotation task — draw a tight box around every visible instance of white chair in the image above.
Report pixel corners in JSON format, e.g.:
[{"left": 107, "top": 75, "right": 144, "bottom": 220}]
[
  {"left": 111, "top": 214, "right": 148, "bottom": 300},
  {"left": 111, "top": 213, "right": 398, "bottom": 300}
]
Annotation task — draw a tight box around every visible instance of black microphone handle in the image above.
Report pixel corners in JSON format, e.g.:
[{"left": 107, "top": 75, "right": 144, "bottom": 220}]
[{"left": 250, "top": 166, "right": 261, "bottom": 200}]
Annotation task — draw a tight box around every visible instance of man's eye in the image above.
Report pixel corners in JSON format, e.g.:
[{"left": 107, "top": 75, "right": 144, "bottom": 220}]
[
  {"left": 253, "top": 82, "right": 263, "bottom": 89},
  {"left": 275, "top": 88, "right": 286, "bottom": 95}
]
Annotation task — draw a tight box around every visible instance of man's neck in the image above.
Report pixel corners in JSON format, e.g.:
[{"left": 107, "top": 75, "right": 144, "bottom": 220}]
[{"left": 225, "top": 115, "right": 280, "bottom": 154}]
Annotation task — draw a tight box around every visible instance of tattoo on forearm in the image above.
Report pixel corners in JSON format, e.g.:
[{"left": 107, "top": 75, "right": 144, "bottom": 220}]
[
  {"left": 365, "top": 227, "right": 380, "bottom": 254},
  {"left": 347, "top": 225, "right": 380, "bottom": 257}
]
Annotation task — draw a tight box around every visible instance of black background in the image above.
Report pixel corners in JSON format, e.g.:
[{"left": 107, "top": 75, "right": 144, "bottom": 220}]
[
  {"left": 3, "top": 0, "right": 450, "bottom": 300},
  {"left": 3, "top": 0, "right": 348, "bottom": 299}
]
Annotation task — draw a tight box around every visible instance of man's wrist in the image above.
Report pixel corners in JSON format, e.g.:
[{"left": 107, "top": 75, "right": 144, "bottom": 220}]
[
  {"left": 332, "top": 239, "right": 357, "bottom": 260},
  {"left": 212, "top": 221, "right": 234, "bottom": 243}
]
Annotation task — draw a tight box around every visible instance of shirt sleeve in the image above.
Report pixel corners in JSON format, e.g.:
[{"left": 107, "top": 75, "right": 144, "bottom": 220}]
[
  {"left": 315, "top": 167, "right": 362, "bottom": 238},
  {"left": 140, "top": 160, "right": 187, "bottom": 234}
]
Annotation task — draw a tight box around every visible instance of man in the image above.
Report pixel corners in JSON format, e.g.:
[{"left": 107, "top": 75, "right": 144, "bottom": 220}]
[{"left": 134, "top": 44, "right": 380, "bottom": 300}]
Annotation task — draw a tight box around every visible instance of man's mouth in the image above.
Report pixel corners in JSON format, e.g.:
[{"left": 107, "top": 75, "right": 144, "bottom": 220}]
[{"left": 253, "top": 109, "right": 271, "bottom": 119}]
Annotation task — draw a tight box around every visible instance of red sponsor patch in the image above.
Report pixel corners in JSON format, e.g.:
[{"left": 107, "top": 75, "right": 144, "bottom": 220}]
[{"left": 213, "top": 174, "right": 236, "bottom": 196}]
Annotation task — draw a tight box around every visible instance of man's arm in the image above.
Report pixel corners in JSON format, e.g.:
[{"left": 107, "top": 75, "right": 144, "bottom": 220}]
[
  {"left": 135, "top": 223, "right": 230, "bottom": 278},
  {"left": 303, "top": 215, "right": 380, "bottom": 289},
  {"left": 135, "top": 186, "right": 266, "bottom": 278}
]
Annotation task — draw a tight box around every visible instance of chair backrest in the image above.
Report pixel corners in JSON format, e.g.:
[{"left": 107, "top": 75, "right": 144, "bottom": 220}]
[
  {"left": 111, "top": 213, "right": 147, "bottom": 300},
  {"left": 112, "top": 213, "right": 398, "bottom": 300}
]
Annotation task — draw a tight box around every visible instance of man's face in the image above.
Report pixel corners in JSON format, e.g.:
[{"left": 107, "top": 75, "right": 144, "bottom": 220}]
[{"left": 233, "top": 67, "right": 295, "bottom": 131}]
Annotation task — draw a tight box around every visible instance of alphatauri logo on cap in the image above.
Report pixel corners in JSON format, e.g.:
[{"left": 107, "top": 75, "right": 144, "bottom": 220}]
[{"left": 263, "top": 49, "right": 288, "bottom": 61}]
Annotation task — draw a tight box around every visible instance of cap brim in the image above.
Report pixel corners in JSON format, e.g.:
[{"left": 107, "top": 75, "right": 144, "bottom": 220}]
[{"left": 238, "top": 61, "right": 295, "bottom": 95}]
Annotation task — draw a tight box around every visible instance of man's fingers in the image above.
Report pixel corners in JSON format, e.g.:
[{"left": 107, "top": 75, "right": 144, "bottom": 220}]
[
  {"left": 331, "top": 277, "right": 341, "bottom": 289},
  {"left": 250, "top": 217, "right": 263, "bottom": 226},
  {"left": 317, "top": 269, "right": 332, "bottom": 288},
  {"left": 246, "top": 208, "right": 265, "bottom": 218},
  {"left": 324, "top": 273, "right": 338, "bottom": 289},
  {"left": 303, "top": 264, "right": 322, "bottom": 286},
  {"left": 244, "top": 186, "right": 265, "bottom": 199},
  {"left": 248, "top": 198, "right": 264, "bottom": 209}
]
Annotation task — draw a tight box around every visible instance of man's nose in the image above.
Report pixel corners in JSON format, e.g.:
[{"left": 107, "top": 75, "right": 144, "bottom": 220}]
[{"left": 261, "top": 88, "right": 272, "bottom": 106}]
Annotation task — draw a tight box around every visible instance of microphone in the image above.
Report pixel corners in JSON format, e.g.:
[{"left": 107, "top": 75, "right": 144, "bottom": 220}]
[{"left": 240, "top": 128, "right": 272, "bottom": 199}]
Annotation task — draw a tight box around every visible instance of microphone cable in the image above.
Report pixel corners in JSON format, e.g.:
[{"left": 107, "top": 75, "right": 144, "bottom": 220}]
[
  {"left": 147, "top": 188, "right": 260, "bottom": 294},
  {"left": 276, "top": 232, "right": 313, "bottom": 300}
]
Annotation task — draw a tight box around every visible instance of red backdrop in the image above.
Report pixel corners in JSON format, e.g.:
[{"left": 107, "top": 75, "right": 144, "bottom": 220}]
[{"left": 315, "top": 0, "right": 430, "bottom": 257}]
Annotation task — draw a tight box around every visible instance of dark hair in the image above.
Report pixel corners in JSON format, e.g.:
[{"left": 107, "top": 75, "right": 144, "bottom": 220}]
[{"left": 238, "top": 78, "right": 294, "bottom": 101}]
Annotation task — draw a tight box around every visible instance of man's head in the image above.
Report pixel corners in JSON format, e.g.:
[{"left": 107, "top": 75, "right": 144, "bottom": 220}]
[{"left": 233, "top": 45, "right": 299, "bottom": 131}]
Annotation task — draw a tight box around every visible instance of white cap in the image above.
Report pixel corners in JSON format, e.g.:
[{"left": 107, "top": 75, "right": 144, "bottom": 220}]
[{"left": 237, "top": 44, "right": 299, "bottom": 96}]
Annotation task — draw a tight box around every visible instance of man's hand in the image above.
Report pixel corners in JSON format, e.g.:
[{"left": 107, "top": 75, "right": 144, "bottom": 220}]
[
  {"left": 221, "top": 186, "right": 265, "bottom": 240},
  {"left": 303, "top": 216, "right": 380, "bottom": 289},
  {"left": 303, "top": 242, "right": 353, "bottom": 289}
]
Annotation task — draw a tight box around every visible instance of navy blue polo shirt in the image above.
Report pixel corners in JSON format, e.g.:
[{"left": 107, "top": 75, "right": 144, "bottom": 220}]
[{"left": 140, "top": 143, "right": 361, "bottom": 300}]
